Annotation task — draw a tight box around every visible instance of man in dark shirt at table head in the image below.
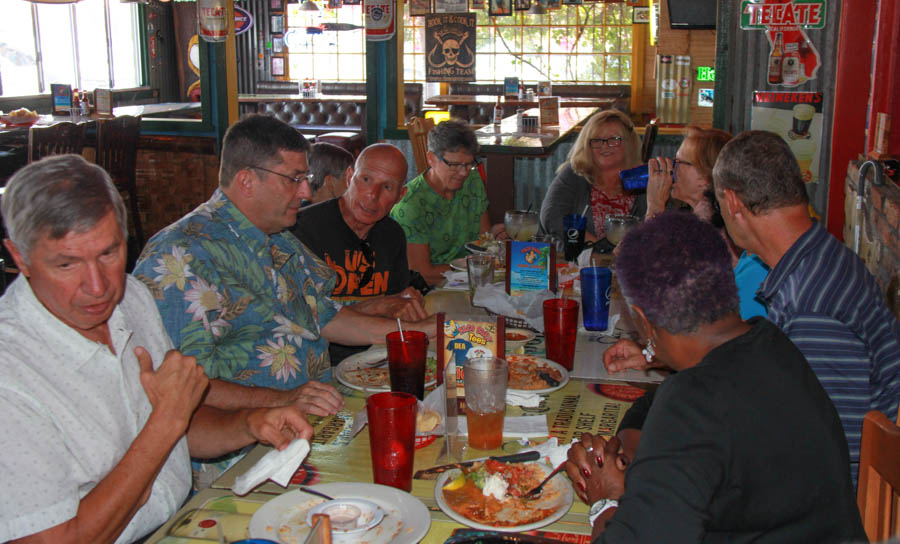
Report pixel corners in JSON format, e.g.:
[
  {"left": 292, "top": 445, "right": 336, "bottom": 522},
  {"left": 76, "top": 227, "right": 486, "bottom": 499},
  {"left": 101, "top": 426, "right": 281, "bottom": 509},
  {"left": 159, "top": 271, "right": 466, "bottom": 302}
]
[{"left": 292, "top": 143, "right": 429, "bottom": 364}]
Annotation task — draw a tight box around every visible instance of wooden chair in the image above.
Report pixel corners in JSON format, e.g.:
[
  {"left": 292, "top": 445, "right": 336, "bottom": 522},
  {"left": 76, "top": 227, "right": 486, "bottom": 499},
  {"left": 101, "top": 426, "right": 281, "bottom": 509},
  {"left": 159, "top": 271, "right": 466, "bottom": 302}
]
[
  {"left": 857, "top": 410, "right": 900, "bottom": 541},
  {"left": 303, "top": 513, "right": 332, "bottom": 544},
  {"left": 28, "top": 122, "right": 87, "bottom": 163},
  {"left": 640, "top": 118, "right": 659, "bottom": 163},
  {"left": 96, "top": 116, "right": 144, "bottom": 259},
  {"left": 406, "top": 116, "right": 435, "bottom": 174}
]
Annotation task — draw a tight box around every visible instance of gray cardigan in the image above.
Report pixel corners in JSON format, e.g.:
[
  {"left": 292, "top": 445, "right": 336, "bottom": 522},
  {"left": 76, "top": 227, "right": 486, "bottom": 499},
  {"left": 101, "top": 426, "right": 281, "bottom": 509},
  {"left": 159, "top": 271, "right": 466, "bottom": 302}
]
[{"left": 540, "top": 163, "right": 647, "bottom": 240}]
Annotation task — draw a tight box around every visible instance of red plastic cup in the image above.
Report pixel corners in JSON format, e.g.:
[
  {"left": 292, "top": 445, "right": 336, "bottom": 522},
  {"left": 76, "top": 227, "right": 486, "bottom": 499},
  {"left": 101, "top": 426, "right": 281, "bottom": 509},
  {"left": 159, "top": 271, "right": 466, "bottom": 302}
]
[
  {"left": 543, "top": 298, "right": 579, "bottom": 370},
  {"left": 385, "top": 330, "right": 429, "bottom": 400},
  {"left": 366, "top": 392, "right": 417, "bottom": 491}
]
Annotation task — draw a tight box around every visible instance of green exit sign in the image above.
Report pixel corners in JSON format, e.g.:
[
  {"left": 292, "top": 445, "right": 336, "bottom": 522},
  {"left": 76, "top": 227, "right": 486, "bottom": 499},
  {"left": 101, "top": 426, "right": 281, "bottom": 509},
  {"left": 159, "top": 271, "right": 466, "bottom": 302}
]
[{"left": 697, "top": 66, "right": 716, "bottom": 82}]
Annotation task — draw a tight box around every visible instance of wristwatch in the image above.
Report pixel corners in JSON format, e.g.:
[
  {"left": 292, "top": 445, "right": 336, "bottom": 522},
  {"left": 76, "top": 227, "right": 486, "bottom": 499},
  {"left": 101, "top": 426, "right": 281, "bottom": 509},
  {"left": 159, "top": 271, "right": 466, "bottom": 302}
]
[{"left": 588, "top": 498, "right": 619, "bottom": 525}]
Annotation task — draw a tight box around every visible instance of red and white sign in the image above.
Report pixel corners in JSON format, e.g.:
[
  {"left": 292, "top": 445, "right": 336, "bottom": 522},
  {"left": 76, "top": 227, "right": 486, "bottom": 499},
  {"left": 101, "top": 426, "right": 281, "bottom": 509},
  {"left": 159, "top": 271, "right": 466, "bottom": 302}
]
[
  {"left": 365, "top": 0, "right": 395, "bottom": 41},
  {"left": 234, "top": 6, "right": 254, "bottom": 36}
]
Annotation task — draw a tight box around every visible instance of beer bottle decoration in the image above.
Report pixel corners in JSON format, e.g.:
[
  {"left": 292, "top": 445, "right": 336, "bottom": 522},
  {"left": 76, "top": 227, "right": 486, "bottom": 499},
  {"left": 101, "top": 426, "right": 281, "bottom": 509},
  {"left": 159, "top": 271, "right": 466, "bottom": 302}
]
[
  {"left": 768, "top": 32, "right": 784, "bottom": 85},
  {"left": 781, "top": 42, "right": 801, "bottom": 86},
  {"left": 493, "top": 97, "right": 503, "bottom": 125}
]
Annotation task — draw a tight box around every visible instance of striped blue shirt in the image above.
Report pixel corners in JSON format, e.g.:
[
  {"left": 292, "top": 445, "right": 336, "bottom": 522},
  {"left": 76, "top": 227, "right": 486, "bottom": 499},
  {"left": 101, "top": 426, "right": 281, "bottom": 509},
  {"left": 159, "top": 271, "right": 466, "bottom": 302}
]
[{"left": 759, "top": 221, "right": 900, "bottom": 484}]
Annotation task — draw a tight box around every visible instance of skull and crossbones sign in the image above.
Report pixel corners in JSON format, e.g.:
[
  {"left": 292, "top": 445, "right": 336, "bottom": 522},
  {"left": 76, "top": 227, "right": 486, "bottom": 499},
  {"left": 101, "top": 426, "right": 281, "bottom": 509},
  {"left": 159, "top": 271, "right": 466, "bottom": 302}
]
[{"left": 429, "top": 31, "right": 475, "bottom": 68}]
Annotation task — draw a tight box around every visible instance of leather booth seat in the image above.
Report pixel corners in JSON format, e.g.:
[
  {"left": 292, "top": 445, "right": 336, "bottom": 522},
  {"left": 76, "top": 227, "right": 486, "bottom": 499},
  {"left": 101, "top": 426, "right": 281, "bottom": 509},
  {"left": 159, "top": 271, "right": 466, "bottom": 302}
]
[
  {"left": 445, "top": 83, "right": 631, "bottom": 125},
  {"left": 257, "top": 101, "right": 366, "bottom": 136}
]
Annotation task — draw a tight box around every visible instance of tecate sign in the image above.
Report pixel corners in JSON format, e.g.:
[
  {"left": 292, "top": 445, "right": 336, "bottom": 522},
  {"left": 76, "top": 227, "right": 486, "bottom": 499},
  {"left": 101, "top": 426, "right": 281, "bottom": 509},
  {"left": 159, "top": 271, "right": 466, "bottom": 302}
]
[{"left": 740, "top": 0, "right": 826, "bottom": 30}]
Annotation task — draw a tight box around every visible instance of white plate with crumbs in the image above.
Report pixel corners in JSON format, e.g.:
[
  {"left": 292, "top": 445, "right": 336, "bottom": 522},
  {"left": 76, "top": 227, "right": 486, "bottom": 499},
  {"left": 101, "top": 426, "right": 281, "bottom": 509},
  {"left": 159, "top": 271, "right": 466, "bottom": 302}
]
[{"left": 249, "top": 483, "right": 430, "bottom": 544}]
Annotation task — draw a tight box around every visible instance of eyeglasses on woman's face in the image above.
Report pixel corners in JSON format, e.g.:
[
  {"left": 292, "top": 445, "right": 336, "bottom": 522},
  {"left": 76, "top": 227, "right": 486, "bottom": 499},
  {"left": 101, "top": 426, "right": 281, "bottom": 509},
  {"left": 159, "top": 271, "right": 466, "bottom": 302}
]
[
  {"left": 437, "top": 154, "right": 479, "bottom": 172},
  {"left": 589, "top": 136, "right": 623, "bottom": 149}
]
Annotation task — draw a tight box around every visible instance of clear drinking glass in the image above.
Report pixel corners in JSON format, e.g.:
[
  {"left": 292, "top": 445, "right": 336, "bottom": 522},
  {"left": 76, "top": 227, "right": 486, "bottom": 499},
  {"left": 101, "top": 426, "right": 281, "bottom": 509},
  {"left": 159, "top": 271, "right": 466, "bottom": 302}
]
[{"left": 504, "top": 210, "right": 540, "bottom": 241}]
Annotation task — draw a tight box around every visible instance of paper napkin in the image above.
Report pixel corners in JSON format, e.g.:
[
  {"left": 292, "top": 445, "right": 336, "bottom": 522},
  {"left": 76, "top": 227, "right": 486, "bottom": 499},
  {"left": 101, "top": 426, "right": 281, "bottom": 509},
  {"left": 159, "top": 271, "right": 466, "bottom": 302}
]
[
  {"left": 506, "top": 390, "right": 542, "bottom": 408},
  {"left": 232, "top": 438, "right": 310, "bottom": 495}
]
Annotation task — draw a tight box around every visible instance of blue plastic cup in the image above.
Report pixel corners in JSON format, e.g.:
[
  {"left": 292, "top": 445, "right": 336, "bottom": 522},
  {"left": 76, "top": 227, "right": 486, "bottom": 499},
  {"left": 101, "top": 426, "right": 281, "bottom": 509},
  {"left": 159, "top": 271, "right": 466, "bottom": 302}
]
[
  {"left": 580, "top": 267, "right": 612, "bottom": 331},
  {"left": 563, "top": 214, "right": 587, "bottom": 261}
]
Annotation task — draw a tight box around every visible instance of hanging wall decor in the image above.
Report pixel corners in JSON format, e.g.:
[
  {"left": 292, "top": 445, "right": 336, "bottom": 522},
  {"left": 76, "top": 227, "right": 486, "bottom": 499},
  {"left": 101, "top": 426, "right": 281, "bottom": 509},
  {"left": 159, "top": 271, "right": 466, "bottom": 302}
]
[{"left": 425, "top": 12, "right": 476, "bottom": 82}]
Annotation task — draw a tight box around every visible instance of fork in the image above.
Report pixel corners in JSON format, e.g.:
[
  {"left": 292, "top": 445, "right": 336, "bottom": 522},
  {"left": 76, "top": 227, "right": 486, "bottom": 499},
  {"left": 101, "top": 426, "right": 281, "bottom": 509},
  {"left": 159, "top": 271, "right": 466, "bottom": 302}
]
[
  {"left": 522, "top": 461, "right": 568, "bottom": 499},
  {"left": 365, "top": 358, "right": 388, "bottom": 368}
]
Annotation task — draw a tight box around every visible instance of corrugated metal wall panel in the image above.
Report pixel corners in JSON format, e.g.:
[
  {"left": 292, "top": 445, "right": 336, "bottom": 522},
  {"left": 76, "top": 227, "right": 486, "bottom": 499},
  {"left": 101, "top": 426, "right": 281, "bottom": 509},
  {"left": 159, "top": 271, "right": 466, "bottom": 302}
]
[{"left": 721, "top": 0, "right": 843, "bottom": 215}]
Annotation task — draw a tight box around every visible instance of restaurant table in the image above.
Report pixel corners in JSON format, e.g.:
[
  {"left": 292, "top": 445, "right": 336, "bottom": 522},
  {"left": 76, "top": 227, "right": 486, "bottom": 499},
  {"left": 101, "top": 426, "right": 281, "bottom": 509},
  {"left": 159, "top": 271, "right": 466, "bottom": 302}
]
[
  {"left": 145, "top": 288, "right": 657, "bottom": 544},
  {"left": 147, "top": 289, "right": 648, "bottom": 544},
  {"left": 426, "top": 94, "right": 615, "bottom": 110},
  {"left": 475, "top": 106, "right": 599, "bottom": 224}
]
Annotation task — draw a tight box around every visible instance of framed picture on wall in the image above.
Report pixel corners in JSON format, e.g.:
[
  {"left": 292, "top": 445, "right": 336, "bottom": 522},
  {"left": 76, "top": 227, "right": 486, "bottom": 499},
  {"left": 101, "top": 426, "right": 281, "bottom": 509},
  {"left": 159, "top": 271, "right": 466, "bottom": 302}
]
[
  {"left": 344, "top": 0, "right": 362, "bottom": 5},
  {"left": 488, "top": 0, "right": 512, "bottom": 16},
  {"left": 514, "top": 0, "right": 530, "bottom": 11},
  {"left": 271, "top": 0, "right": 283, "bottom": 9},
  {"left": 545, "top": 0, "right": 560, "bottom": 9},
  {"left": 271, "top": 14, "right": 284, "bottom": 33},
  {"left": 561, "top": 0, "right": 581, "bottom": 5},
  {"left": 471, "top": 0, "right": 485, "bottom": 8},
  {"left": 272, "top": 36, "right": 284, "bottom": 53},
  {"left": 271, "top": 56, "right": 285, "bottom": 76},
  {"left": 632, "top": 6, "right": 650, "bottom": 23},
  {"left": 409, "top": 0, "right": 430, "bottom": 16},
  {"left": 328, "top": 0, "right": 342, "bottom": 8}
]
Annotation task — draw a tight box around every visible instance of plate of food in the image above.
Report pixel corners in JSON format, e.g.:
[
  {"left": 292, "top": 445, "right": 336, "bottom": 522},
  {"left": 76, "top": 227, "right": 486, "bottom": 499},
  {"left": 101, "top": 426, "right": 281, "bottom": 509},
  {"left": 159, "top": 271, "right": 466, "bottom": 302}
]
[
  {"left": 0, "top": 108, "right": 39, "bottom": 127},
  {"left": 335, "top": 348, "right": 437, "bottom": 393},
  {"left": 504, "top": 328, "right": 536, "bottom": 349},
  {"left": 450, "top": 256, "right": 467, "bottom": 271},
  {"left": 434, "top": 459, "right": 573, "bottom": 532},
  {"left": 506, "top": 353, "right": 568, "bottom": 394},
  {"left": 249, "top": 483, "right": 430, "bottom": 543}
]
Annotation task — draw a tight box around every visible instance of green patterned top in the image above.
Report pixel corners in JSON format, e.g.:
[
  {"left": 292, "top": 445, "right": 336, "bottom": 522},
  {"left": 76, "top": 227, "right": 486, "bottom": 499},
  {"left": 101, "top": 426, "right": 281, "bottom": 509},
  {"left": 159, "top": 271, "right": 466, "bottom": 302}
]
[
  {"left": 133, "top": 189, "right": 341, "bottom": 388},
  {"left": 390, "top": 169, "right": 489, "bottom": 264}
]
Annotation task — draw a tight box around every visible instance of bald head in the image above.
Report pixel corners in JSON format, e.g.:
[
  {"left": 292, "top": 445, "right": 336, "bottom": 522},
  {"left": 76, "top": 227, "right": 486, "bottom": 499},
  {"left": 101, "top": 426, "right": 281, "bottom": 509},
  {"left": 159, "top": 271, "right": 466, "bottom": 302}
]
[
  {"left": 355, "top": 143, "right": 408, "bottom": 181},
  {"left": 339, "top": 143, "right": 410, "bottom": 238}
]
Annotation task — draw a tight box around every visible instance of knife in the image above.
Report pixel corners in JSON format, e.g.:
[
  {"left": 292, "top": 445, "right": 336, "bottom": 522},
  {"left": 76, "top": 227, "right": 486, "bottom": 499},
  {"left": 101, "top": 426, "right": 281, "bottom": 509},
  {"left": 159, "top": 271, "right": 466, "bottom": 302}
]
[{"left": 414, "top": 450, "right": 541, "bottom": 480}]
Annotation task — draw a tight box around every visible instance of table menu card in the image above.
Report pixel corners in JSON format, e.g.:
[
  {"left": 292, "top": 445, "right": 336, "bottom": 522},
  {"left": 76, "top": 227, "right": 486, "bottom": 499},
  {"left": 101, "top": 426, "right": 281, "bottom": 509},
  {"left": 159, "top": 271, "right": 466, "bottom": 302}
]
[{"left": 506, "top": 240, "right": 557, "bottom": 296}]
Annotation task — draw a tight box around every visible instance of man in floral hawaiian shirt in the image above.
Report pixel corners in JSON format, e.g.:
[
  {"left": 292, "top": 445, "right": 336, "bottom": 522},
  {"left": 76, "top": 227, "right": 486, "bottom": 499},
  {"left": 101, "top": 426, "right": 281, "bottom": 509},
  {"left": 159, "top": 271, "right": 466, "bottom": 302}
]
[{"left": 135, "top": 115, "right": 433, "bottom": 418}]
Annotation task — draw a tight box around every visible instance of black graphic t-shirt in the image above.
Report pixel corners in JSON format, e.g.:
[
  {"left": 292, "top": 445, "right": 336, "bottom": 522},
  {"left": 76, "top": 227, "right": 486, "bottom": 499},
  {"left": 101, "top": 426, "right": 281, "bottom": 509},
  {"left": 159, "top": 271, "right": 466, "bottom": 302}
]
[{"left": 292, "top": 198, "right": 411, "bottom": 363}]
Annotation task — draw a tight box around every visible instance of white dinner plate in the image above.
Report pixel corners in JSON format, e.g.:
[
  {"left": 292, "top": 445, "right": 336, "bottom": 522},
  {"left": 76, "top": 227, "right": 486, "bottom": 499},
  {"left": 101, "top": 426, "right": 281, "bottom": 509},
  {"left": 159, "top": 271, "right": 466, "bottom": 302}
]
[
  {"left": 249, "top": 483, "right": 430, "bottom": 543},
  {"left": 434, "top": 462, "right": 573, "bottom": 533},
  {"left": 506, "top": 354, "right": 570, "bottom": 395},
  {"left": 335, "top": 347, "right": 437, "bottom": 393}
]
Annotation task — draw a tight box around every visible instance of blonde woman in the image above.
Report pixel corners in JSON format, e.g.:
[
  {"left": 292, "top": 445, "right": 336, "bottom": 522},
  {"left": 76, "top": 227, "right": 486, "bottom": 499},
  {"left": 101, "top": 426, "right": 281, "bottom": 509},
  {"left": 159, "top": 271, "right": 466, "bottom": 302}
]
[{"left": 540, "top": 109, "right": 646, "bottom": 246}]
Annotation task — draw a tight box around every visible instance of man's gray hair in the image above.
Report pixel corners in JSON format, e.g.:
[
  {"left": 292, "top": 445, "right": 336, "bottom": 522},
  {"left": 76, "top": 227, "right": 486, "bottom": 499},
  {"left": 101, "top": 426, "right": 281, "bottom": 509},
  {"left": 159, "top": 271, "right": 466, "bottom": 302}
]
[
  {"left": 309, "top": 142, "right": 353, "bottom": 192},
  {"left": 2, "top": 154, "right": 127, "bottom": 264},
  {"left": 712, "top": 130, "right": 808, "bottom": 214}
]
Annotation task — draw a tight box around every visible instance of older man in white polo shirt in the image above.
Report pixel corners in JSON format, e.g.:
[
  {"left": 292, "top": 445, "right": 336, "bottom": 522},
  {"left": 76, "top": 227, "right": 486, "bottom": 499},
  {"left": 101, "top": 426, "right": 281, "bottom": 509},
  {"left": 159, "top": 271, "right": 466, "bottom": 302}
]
[{"left": 0, "top": 154, "right": 313, "bottom": 543}]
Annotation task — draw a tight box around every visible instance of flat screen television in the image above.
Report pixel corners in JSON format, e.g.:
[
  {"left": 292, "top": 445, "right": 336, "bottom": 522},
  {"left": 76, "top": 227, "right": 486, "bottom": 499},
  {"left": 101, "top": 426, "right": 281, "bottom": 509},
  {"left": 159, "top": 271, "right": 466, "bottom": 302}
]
[{"left": 666, "top": 0, "right": 717, "bottom": 30}]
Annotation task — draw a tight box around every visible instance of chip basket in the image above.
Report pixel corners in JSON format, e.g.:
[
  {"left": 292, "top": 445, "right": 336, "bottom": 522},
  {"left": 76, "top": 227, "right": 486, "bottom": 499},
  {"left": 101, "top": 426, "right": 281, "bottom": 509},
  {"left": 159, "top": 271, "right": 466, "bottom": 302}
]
[{"left": 484, "top": 308, "right": 538, "bottom": 333}]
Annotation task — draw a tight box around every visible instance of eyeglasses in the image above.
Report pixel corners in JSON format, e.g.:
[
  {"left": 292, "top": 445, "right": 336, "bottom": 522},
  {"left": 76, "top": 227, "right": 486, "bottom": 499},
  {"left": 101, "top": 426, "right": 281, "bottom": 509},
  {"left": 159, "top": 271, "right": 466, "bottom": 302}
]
[
  {"left": 437, "top": 154, "right": 479, "bottom": 172},
  {"left": 250, "top": 165, "right": 312, "bottom": 188},
  {"left": 358, "top": 239, "right": 375, "bottom": 288},
  {"left": 589, "top": 136, "right": 623, "bottom": 149},
  {"left": 673, "top": 158, "right": 693, "bottom": 170}
]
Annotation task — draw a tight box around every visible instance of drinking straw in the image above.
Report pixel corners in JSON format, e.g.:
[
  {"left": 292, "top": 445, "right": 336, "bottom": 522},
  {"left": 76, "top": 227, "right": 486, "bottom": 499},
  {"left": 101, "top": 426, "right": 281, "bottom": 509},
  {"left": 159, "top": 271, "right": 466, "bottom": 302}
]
[
  {"left": 397, "top": 318, "right": 405, "bottom": 342},
  {"left": 580, "top": 204, "right": 590, "bottom": 218}
]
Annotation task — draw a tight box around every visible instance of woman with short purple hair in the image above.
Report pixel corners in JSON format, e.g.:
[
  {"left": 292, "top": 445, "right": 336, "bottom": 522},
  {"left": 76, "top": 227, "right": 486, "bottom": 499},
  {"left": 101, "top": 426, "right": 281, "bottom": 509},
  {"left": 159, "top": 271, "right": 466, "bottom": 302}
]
[{"left": 563, "top": 211, "right": 864, "bottom": 542}]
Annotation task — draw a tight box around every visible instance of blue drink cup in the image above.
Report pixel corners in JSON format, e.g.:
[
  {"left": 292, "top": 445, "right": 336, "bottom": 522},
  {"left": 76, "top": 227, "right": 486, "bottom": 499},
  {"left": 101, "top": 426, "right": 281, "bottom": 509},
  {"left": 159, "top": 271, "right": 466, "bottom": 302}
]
[
  {"left": 563, "top": 214, "right": 587, "bottom": 261},
  {"left": 580, "top": 267, "right": 612, "bottom": 331}
]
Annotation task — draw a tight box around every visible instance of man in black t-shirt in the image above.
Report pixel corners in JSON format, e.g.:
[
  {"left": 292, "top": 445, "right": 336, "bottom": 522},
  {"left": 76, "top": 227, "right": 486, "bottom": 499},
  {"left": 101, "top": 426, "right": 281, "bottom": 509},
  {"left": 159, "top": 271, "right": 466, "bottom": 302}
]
[{"left": 292, "top": 143, "right": 429, "bottom": 364}]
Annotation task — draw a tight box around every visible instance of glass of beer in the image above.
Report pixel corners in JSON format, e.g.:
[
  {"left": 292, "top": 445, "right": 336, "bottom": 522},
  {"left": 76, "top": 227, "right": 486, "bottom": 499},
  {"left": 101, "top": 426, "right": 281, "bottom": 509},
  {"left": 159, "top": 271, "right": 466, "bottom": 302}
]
[{"left": 463, "top": 356, "right": 508, "bottom": 450}]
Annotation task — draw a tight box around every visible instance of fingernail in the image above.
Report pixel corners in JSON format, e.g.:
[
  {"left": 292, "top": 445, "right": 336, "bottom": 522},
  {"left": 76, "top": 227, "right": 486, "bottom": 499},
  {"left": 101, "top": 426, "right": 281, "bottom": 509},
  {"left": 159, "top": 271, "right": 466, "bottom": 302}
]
[
  {"left": 596, "top": 455, "right": 604, "bottom": 467},
  {"left": 577, "top": 481, "right": 586, "bottom": 492},
  {"left": 582, "top": 468, "right": 591, "bottom": 478}
]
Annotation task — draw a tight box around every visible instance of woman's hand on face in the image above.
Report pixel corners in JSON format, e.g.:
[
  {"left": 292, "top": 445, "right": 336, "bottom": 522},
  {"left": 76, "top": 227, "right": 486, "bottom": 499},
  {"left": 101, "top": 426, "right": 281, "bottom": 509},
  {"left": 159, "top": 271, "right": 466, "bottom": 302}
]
[
  {"left": 645, "top": 156, "right": 674, "bottom": 219},
  {"left": 565, "top": 433, "right": 626, "bottom": 504}
]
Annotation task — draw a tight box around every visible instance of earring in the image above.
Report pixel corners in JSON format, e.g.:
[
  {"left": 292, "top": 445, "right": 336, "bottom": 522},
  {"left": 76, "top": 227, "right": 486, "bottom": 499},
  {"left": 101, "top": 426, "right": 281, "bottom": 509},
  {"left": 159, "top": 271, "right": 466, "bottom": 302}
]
[{"left": 641, "top": 338, "right": 655, "bottom": 363}]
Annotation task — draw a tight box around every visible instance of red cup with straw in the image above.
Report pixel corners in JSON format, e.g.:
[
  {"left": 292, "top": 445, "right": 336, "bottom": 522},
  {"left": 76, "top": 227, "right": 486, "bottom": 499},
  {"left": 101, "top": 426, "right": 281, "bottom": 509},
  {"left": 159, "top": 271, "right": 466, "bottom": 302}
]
[{"left": 386, "top": 319, "right": 429, "bottom": 400}]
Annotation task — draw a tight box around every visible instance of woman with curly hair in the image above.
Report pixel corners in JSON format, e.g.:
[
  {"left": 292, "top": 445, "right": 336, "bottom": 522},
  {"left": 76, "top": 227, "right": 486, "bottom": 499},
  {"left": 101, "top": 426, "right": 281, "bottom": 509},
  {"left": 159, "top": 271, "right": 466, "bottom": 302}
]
[
  {"left": 539, "top": 109, "right": 646, "bottom": 249},
  {"left": 564, "top": 211, "right": 863, "bottom": 542}
]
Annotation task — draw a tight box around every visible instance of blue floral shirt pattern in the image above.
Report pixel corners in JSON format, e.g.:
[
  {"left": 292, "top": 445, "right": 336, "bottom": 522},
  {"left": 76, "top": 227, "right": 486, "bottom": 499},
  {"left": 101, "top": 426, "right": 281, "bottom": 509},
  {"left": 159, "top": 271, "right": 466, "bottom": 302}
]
[{"left": 134, "top": 189, "right": 340, "bottom": 388}]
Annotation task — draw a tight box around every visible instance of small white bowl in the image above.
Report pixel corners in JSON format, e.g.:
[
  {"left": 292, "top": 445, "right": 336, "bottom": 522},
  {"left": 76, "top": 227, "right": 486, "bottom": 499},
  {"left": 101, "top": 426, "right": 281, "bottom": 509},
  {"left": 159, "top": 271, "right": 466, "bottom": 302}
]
[
  {"left": 505, "top": 328, "right": 536, "bottom": 349},
  {"left": 305, "top": 498, "right": 384, "bottom": 537}
]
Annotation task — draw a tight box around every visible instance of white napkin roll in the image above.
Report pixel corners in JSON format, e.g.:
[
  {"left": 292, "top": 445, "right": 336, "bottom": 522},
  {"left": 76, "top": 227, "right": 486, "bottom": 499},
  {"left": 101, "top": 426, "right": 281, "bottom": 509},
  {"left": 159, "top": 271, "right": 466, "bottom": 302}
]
[
  {"left": 232, "top": 438, "right": 311, "bottom": 496},
  {"left": 506, "top": 390, "right": 542, "bottom": 408}
]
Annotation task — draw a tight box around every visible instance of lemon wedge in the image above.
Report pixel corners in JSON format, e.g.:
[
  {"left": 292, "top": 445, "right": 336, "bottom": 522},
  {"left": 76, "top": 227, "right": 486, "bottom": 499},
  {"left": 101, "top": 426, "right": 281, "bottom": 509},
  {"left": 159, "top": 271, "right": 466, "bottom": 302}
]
[{"left": 443, "top": 474, "right": 466, "bottom": 491}]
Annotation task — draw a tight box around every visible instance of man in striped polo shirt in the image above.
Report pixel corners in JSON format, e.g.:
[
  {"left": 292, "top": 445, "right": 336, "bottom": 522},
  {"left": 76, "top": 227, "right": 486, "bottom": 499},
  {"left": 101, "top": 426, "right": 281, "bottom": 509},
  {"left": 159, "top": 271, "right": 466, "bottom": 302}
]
[{"left": 712, "top": 130, "right": 900, "bottom": 484}]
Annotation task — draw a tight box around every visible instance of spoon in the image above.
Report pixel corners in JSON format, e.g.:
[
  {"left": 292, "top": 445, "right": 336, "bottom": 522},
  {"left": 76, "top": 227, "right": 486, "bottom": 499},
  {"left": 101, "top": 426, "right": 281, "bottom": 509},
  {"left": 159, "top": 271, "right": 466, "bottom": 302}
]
[{"left": 522, "top": 461, "right": 567, "bottom": 499}]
